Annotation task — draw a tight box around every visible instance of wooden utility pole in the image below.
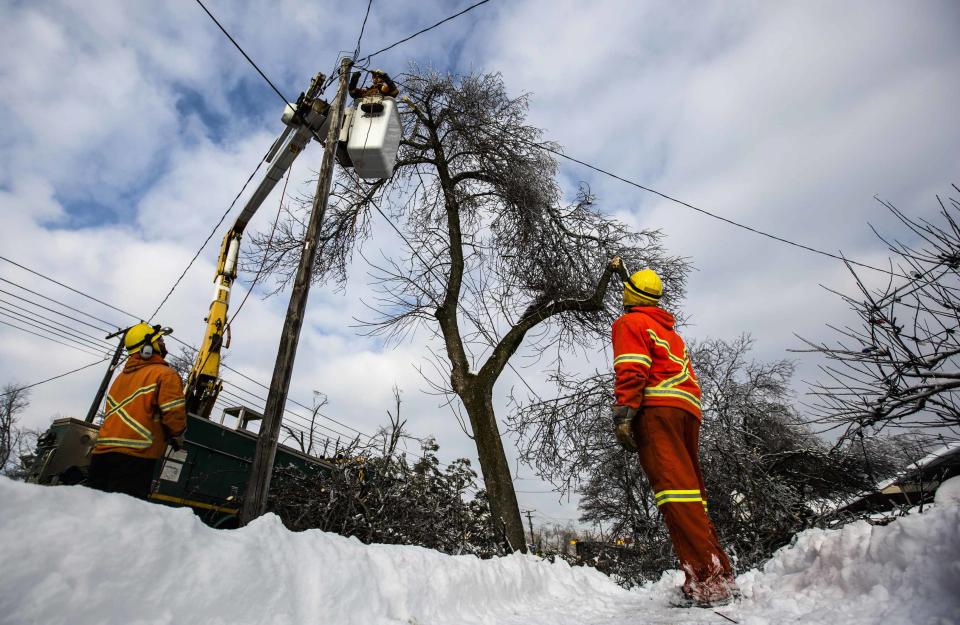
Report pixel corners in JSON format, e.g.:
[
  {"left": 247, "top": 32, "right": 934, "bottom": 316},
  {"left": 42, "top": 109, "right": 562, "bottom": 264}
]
[
  {"left": 240, "top": 57, "right": 353, "bottom": 525},
  {"left": 523, "top": 509, "right": 537, "bottom": 551},
  {"left": 84, "top": 328, "right": 128, "bottom": 423}
]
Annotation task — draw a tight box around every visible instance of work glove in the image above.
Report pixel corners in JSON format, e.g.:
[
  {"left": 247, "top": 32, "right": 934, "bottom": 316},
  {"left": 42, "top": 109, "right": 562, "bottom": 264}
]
[
  {"left": 612, "top": 405, "right": 639, "bottom": 452},
  {"left": 169, "top": 434, "right": 186, "bottom": 452}
]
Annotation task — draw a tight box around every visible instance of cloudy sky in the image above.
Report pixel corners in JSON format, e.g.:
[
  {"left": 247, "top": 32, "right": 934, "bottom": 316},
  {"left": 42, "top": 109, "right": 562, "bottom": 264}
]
[{"left": 1, "top": 0, "right": 958, "bottom": 529}]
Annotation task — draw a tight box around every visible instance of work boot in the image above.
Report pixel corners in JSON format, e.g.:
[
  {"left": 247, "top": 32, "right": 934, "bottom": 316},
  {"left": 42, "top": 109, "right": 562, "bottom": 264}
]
[
  {"left": 671, "top": 589, "right": 734, "bottom": 609},
  {"left": 678, "top": 575, "right": 739, "bottom": 608}
]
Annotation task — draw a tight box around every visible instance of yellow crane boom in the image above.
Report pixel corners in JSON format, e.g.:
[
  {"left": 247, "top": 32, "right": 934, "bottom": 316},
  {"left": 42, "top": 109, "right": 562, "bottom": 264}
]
[{"left": 185, "top": 72, "right": 332, "bottom": 420}]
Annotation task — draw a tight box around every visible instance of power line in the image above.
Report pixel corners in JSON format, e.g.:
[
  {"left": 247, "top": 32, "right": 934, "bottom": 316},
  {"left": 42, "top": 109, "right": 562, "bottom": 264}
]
[
  {"left": 352, "top": 0, "right": 375, "bottom": 62},
  {"left": 0, "top": 358, "right": 111, "bottom": 398},
  {"left": 218, "top": 379, "right": 359, "bottom": 442},
  {"left": 0, "top": 265, "right": 351, "bottom": 451},
  {"left": 148, "top": 153, "right": 268, "bottom": 322},
  {"left": 0, "top": 257, "right": 471, "bottom": 475},
  {"left": 0, "top": 306, "right": 109, "bottom": 354},
  {"left": 390, "top": 84, "right": 902, "bottom": 279},
  {"left": 0, "top": 297, "right": 113, "bottom": 349},
  {"left": 356, "top": 0, "right": 493, "bottom": 64},
  {"left": 0, "top": 255, "right": 136, "bottom": 324},
  {"left": 0, "top": 285, "right": 114, "bottom": 334},
  {"left": 0, "top": 317, "right": 105, "bottom": 358},
  {"left": 532, "top": 142, "right": 897, "bottom": 276},
  {"left": 0, "top": 304, "right": 110, "bottom": 353},
  {"left": 447, "top": 112, "right": 899, "bottom": 278},
  {"left": 192, "top": 0, "right": 291, "bottom": 107}
]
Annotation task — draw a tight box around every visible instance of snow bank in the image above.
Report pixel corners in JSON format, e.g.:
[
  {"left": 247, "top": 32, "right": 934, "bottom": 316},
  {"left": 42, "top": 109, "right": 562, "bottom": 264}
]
[
  {"left": 1, "top": 476, "right": 958, "bottom": 625},
  {"left": 0, "top": 478, "right": 628, "bottom": 625},
  {"left": 733, "top": 475, "right": 960, "bottom": 625}
]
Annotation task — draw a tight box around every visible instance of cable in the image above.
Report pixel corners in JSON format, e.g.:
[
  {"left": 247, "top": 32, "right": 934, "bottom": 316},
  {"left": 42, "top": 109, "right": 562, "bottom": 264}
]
[
  {"left": 0, "top": 358, "right": 111, "bottom": 398},
  {"left": 352, "top": 0, "right": 375, "bottom": 62},
  {"left": 219, "top": 380, "right": 359, "bottom": 442},
  {"left": 218, "top": 361, "right": 375, "bottom": 440},
  {"left": 192, "top": 0, "right": 291, "bottom": 108},
  {"left": 0, "top": 277, "right": 119, "bottom": 330},
  {"left": 0, "top": 298, "right": 113, "bottom": 349},
  {"left": 0, "top": 304, "right": 110, "bottom": 353},
  {"left": 148, "top": 153, "right": 267, "bottom": 322},
  {"left": 537, "top": 143, "right": 896, "bottom": 276},
  {"left": 0, "top": 285, "right": 114, "bottom": 334},
  {"left": 0, "top": 317, "right": 105, "bottom": 358},
  {"left": 356, "top": 0, "right": 493, "bottom": 64},
  {"left": 451, "top": 117, "right": 899, "bottom": 278},
  {"left": 0, "top": 306, "right": 109, "bottom": 354},
  {"left": 0, "top": 255, "right": 136, "bottom": 323},
  {"left": 0, "top": 257, "right": 467, "bottom": 474}
]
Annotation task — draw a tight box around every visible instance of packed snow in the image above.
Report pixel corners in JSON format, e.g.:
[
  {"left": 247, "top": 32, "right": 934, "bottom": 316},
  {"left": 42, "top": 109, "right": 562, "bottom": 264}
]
[{"left": 1, "top": 477, "right": 958, "bottom": 625}]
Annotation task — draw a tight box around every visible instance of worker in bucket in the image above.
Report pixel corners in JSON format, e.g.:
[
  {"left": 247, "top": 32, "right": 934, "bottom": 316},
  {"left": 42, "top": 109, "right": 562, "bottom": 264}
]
[
  {"left": 87, "top": 323, "right": 186, "bottom": 499},
  {"left": 349, "top": 69, "right": 399, "bottom": 100},
  {"left": 609, "top": 259, "right": 737, "bottom": 607}
]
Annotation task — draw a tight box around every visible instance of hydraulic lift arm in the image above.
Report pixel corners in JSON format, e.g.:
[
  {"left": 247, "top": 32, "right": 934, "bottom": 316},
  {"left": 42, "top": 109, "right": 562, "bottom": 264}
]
[{"left": 184, "top": 72, "right": 332, "bottom": 420}]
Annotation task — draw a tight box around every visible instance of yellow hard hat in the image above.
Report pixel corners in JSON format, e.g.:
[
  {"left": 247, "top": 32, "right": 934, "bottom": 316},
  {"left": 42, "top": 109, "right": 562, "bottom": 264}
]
[
  {"left": 623, "top": 269, "right": 663, "bottom": 307},
  {"left": 124, "top": 323, "right": 170, "bottom": 355}
]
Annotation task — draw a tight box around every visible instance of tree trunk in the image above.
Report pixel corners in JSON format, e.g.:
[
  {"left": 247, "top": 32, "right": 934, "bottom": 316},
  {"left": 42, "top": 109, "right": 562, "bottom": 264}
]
[{"left": 460, "top": 379, "right": 526, "bottom": 552}]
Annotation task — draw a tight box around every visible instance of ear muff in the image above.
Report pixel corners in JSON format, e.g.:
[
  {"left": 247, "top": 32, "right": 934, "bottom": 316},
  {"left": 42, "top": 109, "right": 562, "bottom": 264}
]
[{"left": 140, "top": 344, "right": 154, "bottom": 358}]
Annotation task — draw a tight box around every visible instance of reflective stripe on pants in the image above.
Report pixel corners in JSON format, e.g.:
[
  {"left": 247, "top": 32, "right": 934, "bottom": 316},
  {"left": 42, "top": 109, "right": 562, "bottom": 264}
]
[{"left": 633, "top": 405, "right": 733, "bottom": 602}]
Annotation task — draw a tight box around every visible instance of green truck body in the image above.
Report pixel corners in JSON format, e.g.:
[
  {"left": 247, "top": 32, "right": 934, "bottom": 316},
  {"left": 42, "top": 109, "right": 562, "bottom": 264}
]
[{"left": 27, "top": 407, "right": 332, "bottom": 528}]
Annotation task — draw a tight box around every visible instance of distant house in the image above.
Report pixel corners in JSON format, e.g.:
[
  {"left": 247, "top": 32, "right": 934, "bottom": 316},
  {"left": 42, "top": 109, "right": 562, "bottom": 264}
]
[{"left": 834, "top": 441, "right": 960, "bottom": 520}]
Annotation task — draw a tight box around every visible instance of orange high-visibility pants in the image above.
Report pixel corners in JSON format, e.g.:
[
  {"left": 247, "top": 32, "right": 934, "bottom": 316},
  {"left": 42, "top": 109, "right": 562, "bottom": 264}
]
[{"left": 632, "top": 405, "right": 734, "bottom": 602}]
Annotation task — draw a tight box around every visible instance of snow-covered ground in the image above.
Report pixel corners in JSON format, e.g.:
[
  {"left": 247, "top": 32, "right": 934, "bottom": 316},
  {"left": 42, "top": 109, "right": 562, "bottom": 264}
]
[{"left": 1, "top": 477, "right": 958, "bottom": 625}]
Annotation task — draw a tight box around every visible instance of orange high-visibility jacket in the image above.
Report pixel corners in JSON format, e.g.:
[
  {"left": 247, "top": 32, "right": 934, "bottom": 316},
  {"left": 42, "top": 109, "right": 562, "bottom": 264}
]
[
  {"left": 93, "top": 354, "right": 187, "bottom": 460},
  {"left": 612, "top": 306, "right": 702, "bottom": 419}
]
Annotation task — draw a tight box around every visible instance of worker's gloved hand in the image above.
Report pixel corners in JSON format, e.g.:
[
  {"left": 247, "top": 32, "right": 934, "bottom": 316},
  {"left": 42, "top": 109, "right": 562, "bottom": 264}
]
[
  {"left": 612, "top": 405, "right": 639, "bottom": 452},
  {"left": 169, "top": 434, "right": 185, "bottom": 451}
]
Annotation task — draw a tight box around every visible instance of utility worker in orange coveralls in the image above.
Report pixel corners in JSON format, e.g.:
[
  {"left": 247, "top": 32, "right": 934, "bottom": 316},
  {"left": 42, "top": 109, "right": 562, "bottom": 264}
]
[
  {"left": 87, "top": 323, "right": 186, "bottom": 499},
  {"left": 348, "top": 69, "right": 399, "bottom": 100},
  {"left": 610, "top": 263, "right": 737, "bottom": 607}
]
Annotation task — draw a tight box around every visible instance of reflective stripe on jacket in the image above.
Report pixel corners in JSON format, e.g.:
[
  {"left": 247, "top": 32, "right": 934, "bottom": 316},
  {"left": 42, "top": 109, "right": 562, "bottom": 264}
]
[
  {"left": 612, "top": 306, "right": 702, "bottom": 419},
  {"left": 93, "top": 354, "right": 187, "bottom": 459}
]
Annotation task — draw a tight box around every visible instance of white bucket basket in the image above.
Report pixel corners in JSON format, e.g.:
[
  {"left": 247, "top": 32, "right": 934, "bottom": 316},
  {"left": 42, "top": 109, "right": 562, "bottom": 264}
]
[{"left": 346, "top": 97, "right": 402, "bottom": 180}]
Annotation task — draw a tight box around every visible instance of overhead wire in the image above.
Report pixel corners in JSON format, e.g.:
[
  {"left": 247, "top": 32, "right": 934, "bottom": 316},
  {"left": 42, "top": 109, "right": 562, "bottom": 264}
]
[
  {"left": 0, "top": 284, "right": 114, "bottom": 334},
  {"left": 0, "top": 358, "right": 112, "bottom": 398},
  {"left": 352, "top": 0, "right": 375, "bottom": 62},
  {"left": 0, "top": 255, "right": 134, "bottom": 325},
  {"left": 0, "top": 258, "right": 358, "bottom": 455},
  {"left": 0, "top": 317, "right": 105, "bottom": 358},
  {"left": 0, "top": 298, "right": 113, "bottom": 349},
  {"left": 0, "top": 299, "right": 112, "bottom": 353},
  {"left": 524, "top": 139, "right": 899, "bottom": 277},
  {"left": 0, "top": 260, "right": 490, "bottom": 497},
  {"left": 355, "top": 0, "right": 493, "bottom": 64},
  {"left": 192, "top": 0, "right": 291, "bottom": 108},
  {"left": 432, "top": 100, "right": 902, "bottom": 278},
  {"left": 148, "top": 153, "right": 268, "bottom": 322}
]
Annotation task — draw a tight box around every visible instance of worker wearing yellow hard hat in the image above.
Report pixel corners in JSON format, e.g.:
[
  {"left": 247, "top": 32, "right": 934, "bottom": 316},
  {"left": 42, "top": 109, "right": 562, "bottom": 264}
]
[
  {"left": 610, "top": 263, "right": 736, "bottom": 607},
  {"left": 87, "top": 322, "right": 186, "bottom": 499}
]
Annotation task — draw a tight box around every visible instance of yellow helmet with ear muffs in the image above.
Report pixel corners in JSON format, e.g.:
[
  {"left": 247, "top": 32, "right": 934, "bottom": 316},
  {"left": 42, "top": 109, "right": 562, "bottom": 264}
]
[
  {"left": 124, "top": 323, "right": 171, "bottom": 358},
  {"left": 623, "top": 269, "right": 663, "bottom": 307}
]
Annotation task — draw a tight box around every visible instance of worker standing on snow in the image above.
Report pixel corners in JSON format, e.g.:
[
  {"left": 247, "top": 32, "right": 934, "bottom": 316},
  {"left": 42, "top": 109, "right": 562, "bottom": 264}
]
[
  {"left": 87, "top": 323, "right": 186, "bottom": 499},
  {"left": 609, "top": 260, "right": 736, "bottom": 607}
]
